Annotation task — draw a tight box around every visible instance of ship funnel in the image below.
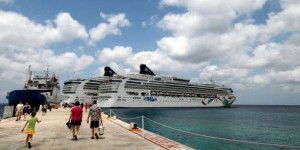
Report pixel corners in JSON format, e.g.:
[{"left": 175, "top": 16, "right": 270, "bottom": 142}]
[
  {"left": 139, "top": 64, "right": 155, "bottom": 76},
  {"left": 104, "top": 67, "right": 117, "bottom": 77}
]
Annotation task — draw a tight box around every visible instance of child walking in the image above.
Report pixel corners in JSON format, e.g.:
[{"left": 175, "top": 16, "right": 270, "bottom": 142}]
[{"left": 21, "top": 111, "right": 41, "bottom": 149}]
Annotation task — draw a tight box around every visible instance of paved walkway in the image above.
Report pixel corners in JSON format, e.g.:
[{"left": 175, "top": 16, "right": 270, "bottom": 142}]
[{"left": 0, "top": 108, "right": 192, "bottom": 150}]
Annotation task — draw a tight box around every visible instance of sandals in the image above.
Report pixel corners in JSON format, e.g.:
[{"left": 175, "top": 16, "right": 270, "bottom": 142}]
[
  {"left": 91, "top": 136, "right": 95, "bottom": 139},
  {"left": 95, "top": 133, "right": 99, "bottom": 139}
]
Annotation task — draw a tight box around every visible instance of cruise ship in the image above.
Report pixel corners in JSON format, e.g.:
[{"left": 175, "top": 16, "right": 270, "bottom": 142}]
[
  {"left": 61, "top": 67, "right": 116, "bottom": 104},
  {"left": 98, "top": 64, "right": 236, "bottom": 108},
  {"left": 7, "top": 65, "right": 60, "bottom": 109}
]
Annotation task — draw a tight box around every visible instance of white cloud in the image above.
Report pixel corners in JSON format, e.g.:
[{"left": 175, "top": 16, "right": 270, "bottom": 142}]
[
  {"left": 279, "top": 0, "right": 300, "bottom": 9},
  {"left": 130, "top": 50, "right": 187, "bottom": 74},
  {"left": 96, "top": 46, "right": 133, "bottom": 64},
  {"left": 0, "top": 11, "right": 88, "bottom": 49},
  {"left": 141, "top": 15, "right": 158, "bottom": 27},
  {"left": 1, "top": 1, "right": 300, "bottom": 104},
  {"left": 88, "top": 12, "right": 130, "bottom": 45},
  {"left": 95, "top": 44, "right": 207, "bottom": 76},
  {"left": 157, "top": 35, "right": 224, "bottom": 63},
  {"left": 153, "top": 0, "right": 300, "bottom": 97},
  {"left": 264, "top": 4, "right": 300, "bottom": 37},
  {"left": 54, "top": 12, "right": 88, "bottom": 42},
  {"left": 200, "top": 65, "right": 249, "bottom": 83},
  {"left": 0, "top": 48, "right": 94, "bottom": 84},
  {"left": 158, "top": 0, "right": 266, "bottom": 36},
  {"left": 160, "top": 0, "right": 266, "bottom": 14}
]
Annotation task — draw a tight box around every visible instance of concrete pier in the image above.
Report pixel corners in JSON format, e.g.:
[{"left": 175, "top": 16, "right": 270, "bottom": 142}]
[{"left": 0, "top": 108, "right": 192, "bottom": 150}]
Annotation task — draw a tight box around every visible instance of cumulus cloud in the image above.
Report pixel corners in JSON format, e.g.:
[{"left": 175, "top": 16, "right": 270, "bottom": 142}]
[
  {"left": 141, "top": 15, "right": 159, "bottom": 27},
  {"left": 152, "top": 0, "right": 300, "bottom": 96},
  {"left": 0, "top": 11, "right": 88, "bottom": 49},
  {"left": 88, "top": 12, "right": 130, "bottom": 45},
  {"left": 96, "top": 46, "right": 133, "bottom": 64},
  {"left": 158, "top": 0, "right": 266, "bottom": 36},
  {"left": 0, "top": 12, "right": 94, "bottom": 84},
  {"left": 2, "top": 0, "right": 300, "bottom": 104},
  {"left": 53, "top": 13, "right": 89, "bottom": 42},
  {"left": 0, "top": 48, "right": 94, "bottom": 82},
  {"left": 95, "top": 45, "right": 207, "bottom": 76}
]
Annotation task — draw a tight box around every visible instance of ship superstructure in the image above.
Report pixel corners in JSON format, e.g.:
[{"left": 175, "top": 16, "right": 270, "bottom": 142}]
[
  {"left": 61, "top": 76, "right": 107, "bottom": 104},
  {"left": 98, "top": 64, "right": 236, "bottom": 108},
  {"left": 7, "top": 65, "right": 60, "bottom": 110},
  {"left": 25, "top": 67, "right": 60, "bottom": 103}
]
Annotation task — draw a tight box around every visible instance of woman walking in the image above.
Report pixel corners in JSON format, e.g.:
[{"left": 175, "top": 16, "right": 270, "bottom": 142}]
[
  {"left": 23, "top": 102, "right": 31, "bottom": 121},
  {"left": 69, "top": 101, "right": 83, "bottom": 140},
  {"left": 21, "top": 111, "right": 41, "bottom": 149}
]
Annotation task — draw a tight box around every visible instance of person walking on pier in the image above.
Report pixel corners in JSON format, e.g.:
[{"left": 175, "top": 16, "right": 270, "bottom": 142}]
[
  {"left": 69, "top": 101, "right": 83, "bottom": 140},
  {"left": 42, "top": 103, "right": 47, "bottom": 116},
  {"left": 16, "top": 101, "right": 24, "bottom": 121},
  {"left": 84, "top": 103, "right": 89, "bottom": 112},
  {"left": 21, "top": 111, "right": 41, "bottom": 149},
  {"left": 87, "top": 100, "right": 102, "bottom": 139},
  {"left": 23, "top": 102, "right": 31, "bottom": 121}
]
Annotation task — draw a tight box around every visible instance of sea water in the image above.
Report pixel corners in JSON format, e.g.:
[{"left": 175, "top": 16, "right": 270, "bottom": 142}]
[{"left": 105, "top": 105, "right": 300, "bottom": 150}]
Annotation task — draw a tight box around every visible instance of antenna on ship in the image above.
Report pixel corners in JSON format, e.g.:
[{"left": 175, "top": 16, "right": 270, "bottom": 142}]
[
  {"left": 24, "top": 65, "right": 31, "bottom": 89},
  {"left": 44, "top": 65, "right": 50, "bottom": 77},
  {"left": 209, "top": 76, "right": 215, "bottom": 85}
]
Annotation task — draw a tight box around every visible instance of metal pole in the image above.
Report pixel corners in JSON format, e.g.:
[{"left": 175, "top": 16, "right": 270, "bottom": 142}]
[{"left": 142, "top": 115, "right": 144, "bottom": 138}]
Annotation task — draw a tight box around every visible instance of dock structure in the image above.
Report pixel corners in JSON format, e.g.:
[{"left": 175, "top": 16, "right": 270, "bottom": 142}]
[{"left": 0, "top": 108, "right": 192, "bottom": 150}]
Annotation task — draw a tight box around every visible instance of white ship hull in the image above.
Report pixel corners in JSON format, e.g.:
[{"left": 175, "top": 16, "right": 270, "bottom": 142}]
[
  {"left": 61, "top": 93, "right": 97, "bottom": 104},
  {"left": 98, "top": 94, "right": 234, "bottom": 108},
  {"left": 97, "top": 72, "right": 236, "bottom": 108},
  {"left": 62, "top": 77, "right": 106, "bottom": 104}
]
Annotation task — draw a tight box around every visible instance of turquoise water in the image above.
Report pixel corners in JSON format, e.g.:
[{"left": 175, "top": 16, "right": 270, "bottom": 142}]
[{"left": 105, "top": 106, "right": 300, "bottom": 150}]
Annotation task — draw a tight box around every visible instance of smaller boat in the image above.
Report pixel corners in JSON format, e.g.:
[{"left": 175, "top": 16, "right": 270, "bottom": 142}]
[{"left": 6, "top": 65, "right": 60, "bottom": 110}]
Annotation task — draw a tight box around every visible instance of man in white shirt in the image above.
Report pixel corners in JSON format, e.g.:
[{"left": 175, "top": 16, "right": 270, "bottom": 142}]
[{"left": 15, "top": 101, "right": 23, "bottom": 121}]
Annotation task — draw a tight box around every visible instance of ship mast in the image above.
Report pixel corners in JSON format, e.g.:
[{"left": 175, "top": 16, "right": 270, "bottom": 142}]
[
  {"left": 44, "top": 66, "right": 49, "bottom": 77},
  {"left": 24, "top": 65, "right": 31, "bottom": 89},
  {"left": 209, "top": 76, "right": 215, "bottom": 85}
]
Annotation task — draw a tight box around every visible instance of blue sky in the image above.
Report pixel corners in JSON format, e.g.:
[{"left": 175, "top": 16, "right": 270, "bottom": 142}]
[{"left": 0, "top": 0, "right": 300, "bottom": 105}]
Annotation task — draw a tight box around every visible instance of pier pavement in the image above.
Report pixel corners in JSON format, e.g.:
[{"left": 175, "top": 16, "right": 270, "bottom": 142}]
[{"left": 0, "top": 108, "right": 192, "bottom": 150}]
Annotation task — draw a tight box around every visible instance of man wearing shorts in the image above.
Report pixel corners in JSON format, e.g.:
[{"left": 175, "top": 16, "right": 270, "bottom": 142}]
[
  {"left": 16, "top": 101, "right": 23, "bottom": 121},
  {"left": 87, "top": 100, "right": 102, "bottom": 139},
  {"left": 42, "top": 103, "right": 47, "bottom": 116}
]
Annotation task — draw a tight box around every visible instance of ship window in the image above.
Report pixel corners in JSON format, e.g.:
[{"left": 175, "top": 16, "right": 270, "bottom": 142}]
[{"left": 141, "top": 92, "right": 149, "bottom": 96}]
